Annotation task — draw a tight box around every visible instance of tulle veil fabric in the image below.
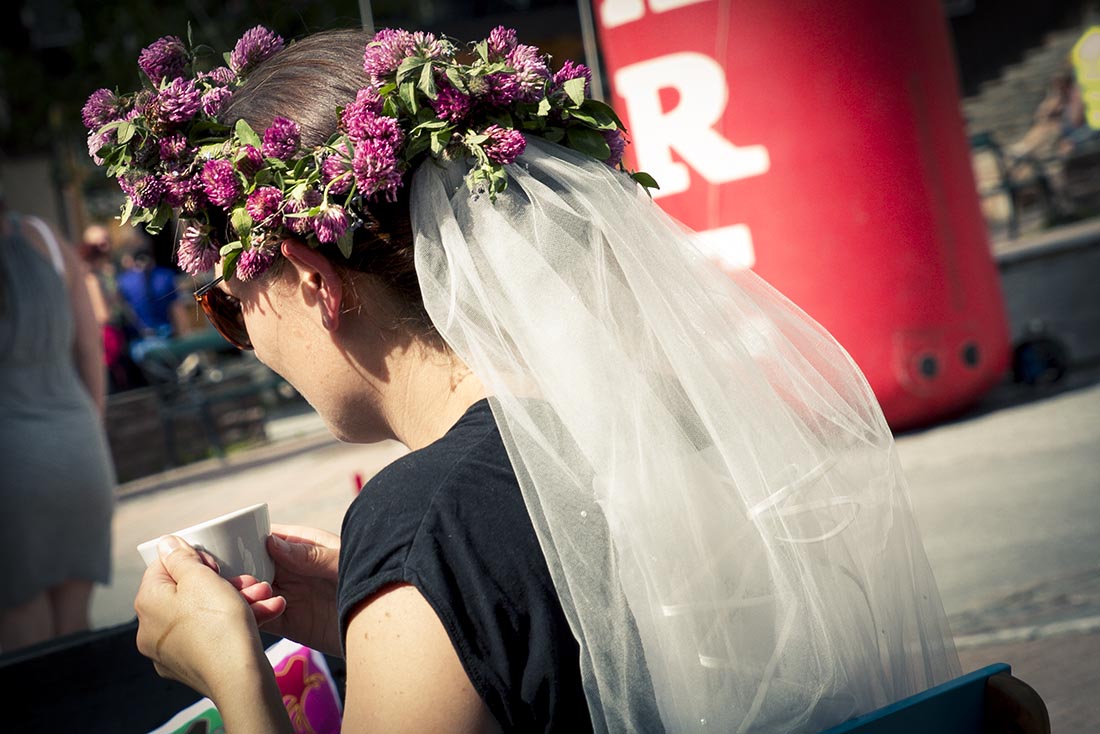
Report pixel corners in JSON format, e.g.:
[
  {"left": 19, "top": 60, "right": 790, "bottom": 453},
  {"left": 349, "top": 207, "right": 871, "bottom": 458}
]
[{"left": 410, "top": 137, "right": 959, "bottom": 733}]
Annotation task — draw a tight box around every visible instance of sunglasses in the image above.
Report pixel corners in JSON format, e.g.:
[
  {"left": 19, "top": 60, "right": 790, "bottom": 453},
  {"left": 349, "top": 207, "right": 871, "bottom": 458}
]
[{"left": 194, "top": 275, "right": 253, "bottom": 350}]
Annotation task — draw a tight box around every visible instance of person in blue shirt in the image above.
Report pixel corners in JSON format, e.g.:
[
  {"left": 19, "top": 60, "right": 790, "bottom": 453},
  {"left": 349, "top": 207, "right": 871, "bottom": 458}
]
[{"left": 115, "top": 242, "right": 179, "bottom": 362}]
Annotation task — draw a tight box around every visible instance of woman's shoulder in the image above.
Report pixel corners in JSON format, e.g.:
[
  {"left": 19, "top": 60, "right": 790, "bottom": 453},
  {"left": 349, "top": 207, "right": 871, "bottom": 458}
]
[
  {"left": 343, "top": 400, "right": 519, "bottom": 540},
  {"left": 5, "top": 214, "right": 74, "bottom": 281}
]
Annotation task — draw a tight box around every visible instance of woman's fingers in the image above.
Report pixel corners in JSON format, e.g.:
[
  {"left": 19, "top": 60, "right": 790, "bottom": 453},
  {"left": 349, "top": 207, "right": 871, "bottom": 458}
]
[
  {"left": 250, "top": 595, "right": 287, "bottom": 625},
  {"left": 196, "top": 549, "right": 221, "bottom": 574},
  {"left": 229, "top": 574, "right": 261, "bottom": 591},
  {"left": 270, "top": 523, "right": 341, "bottom": 550},
  {"left": 157, "top": 536, "right": 217, "bottom": 583},
  {"left": 238, "top": 581, "right": 276, "bottom": 604},
  {"left": 267, "top": 533, "right": 339, "bottom": 580}
]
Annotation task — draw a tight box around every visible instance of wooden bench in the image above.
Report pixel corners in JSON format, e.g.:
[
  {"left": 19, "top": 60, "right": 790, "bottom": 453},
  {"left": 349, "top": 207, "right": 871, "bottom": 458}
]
[
  {"left": 969, "top": 130, "right": 1058, "bottom": 239},
  {"left": 129, "top": 329, "right": 291, "bottom": 469}
]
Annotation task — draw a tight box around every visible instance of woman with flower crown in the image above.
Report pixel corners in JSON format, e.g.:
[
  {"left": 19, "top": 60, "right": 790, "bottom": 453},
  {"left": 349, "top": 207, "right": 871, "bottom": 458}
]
[{"left": 90, "top": 23, "right": 960, "bottom": 733}]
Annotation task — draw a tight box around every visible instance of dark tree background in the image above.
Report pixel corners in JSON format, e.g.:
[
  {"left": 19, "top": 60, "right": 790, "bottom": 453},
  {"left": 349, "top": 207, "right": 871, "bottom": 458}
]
[{"left": 0, "top": 0, "right": 371, "bottom": 155}]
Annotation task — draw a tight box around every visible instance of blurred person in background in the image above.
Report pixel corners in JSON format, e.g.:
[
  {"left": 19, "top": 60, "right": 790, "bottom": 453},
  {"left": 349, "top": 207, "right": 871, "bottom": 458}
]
[
  {"left": 1009, "top": 65, "right": 1100, "bottom": 164},
  {"left": 79, "top": 223, "right": 145, "bottom": 392},
  {"left": 115, "top": 236, "right": 180, "bottom": 363},
  {"left": 0, "top": 189, "right": 116, "bottom": 654}
]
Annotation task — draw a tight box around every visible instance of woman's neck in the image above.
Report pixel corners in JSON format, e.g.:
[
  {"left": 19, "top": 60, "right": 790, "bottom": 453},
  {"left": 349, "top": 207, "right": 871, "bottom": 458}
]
[{"left": 382, "top": 342, "right": 487, "bottom": 451}]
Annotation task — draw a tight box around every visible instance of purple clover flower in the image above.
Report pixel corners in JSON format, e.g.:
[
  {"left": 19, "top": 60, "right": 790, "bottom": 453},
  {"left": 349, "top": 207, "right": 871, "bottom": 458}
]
[
  {"left": 116, "top": 176, "right": 135, "bottom": 199},
  {"left": 363, "top": 115, "right": 403, "bottom": 145},
  {"left": 237, "top": 145, "right": 264, "bottom": 176},
  {"left": 86, "top": 129, "right": 115, "bottom": 165},
  {"left": 362, "top": 29, "right": 413, "bottom": 83},
  {"left": 355, "top": 87, "right": 384, "bottom": 115},
  {"left": 486, "top": 73, "right": 521, "bottom": 107},
  {"left": 341, "top": 88, "right": 383, "bottom": 139},
  {"left": 155, "top": 78, "right": 201, "bottom": 124},
  {"left": 158, "top": 132, "right": 190, "bottom": 161},
  {"left": 506, "top": 44, "right": 550, "bottom": 102},
  {"left": 82, "top": 89, "right": 119, "bottom": 130},
  {"left": 261, "top": 116, "right": 300, "bottom": 160},
  {"left": 283, "top": 189, "right": 322, "bottom": 235},
  {"left": 553, "top": 60, "right": 592, "bottom": 97},
  {"left": 201, "top": 87, "right": 233, "bottom": 117},
  {"left": 229, "top": 26, "right": 284, "bottom": 75},
  {"left": 176, "top": 222, "right": 219, "bottom": 276},
  {"left": 126, "top": 175, "right": 165, "bottom": 209},
  {"left": 482, "top": 125, "right": 526, "bottom": 164},
  {"left": 604, "top": 129, "right": 627, "bottom": 168},
  {"left": 201, "top": 158, "right": 241, "bottom": 209},
  {"left": 352, "top": 140, "right": 402, "bottom": 201},
  {"left": 235, "top": 245, "right": 276, "bottom": 281},
  {"left": 322, "top": 146, "right": 353, "bottom": 195},
  {"left": 362, "top": 29, "right": 447, "bottom": 84},
  {"left": 432, "top": 83, "right": 471, "bottom": 122},
  {"left": 138, "top": 36, "right": 188, "bottom": 84},
  {"left": 163, "top": 174, "right": 206, "bottom": 213},
  {"left": 487, "top": 26, "right": 517, "bottom": 57},
  {"left": 313, "top": 205, "right": 349, "bottom": 243},
  {"left": 200, "top": 66, "right": 236, "bottom": 86},
  {"left": 246, "top": 186, "right": 283, "bottom": 225},
  {"left": 410, "top": 31, "right": 448, "bottom": 59}
]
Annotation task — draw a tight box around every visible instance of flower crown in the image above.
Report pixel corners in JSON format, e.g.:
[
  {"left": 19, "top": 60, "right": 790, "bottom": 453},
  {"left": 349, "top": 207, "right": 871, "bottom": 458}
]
[{"left": 83, "top": 25, "right": 656, "bottom": 282}]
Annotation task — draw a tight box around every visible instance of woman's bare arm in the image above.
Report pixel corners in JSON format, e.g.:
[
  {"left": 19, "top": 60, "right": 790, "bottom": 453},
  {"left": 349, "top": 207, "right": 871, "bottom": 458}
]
[
  {"left": 84, "top": 270, "right": 111, "bottom": 326},
  {"left": 64, "top": 242, "right": 108, "bottom": 415},
  {"left": 341, "top": 583, "right": 504, "bottom": 734}
]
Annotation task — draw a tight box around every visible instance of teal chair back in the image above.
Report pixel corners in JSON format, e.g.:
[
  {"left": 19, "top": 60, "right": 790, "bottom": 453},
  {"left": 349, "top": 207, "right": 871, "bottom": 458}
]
[{"left": 821, "top": 663, "right": 1010, "bottom": 733}]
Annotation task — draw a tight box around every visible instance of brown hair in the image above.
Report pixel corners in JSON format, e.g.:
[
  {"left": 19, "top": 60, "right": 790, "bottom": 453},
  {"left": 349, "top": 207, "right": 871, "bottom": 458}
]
[{"left": 220, "top": 29, "right": 435, "bottom": 340}]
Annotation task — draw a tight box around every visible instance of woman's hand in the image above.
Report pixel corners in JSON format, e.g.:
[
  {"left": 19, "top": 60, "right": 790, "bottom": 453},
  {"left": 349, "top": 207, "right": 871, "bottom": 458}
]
[
  {"left": 134, "top": 536, "right": 269, "bottom": 700},
  {"left": 233, "top": 524, "right": 343, "bottom": 657}
]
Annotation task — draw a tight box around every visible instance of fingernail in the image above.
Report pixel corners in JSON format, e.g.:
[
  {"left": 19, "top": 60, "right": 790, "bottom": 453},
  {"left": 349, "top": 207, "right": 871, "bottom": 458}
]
[
  {"left": 201, "top": 552, "right": 220, "bottom": 573},
  {"left": 270, "top": 535, "right": 290, "bottom": 553},
  {"left": 157, "top": 535, "right": 183, "bottom": 557}
]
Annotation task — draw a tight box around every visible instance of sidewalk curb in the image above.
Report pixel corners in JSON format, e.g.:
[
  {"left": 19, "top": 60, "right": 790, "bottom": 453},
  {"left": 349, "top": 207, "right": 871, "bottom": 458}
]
[
  {"left": 954, "top": 614, "right": 1100, "bottom": 650},
  {"left": 994, "top": 218, "right": 1100, "bottom": 268},
  {"left": 115, "top": 429, "right": 337, "bottom": 501}
]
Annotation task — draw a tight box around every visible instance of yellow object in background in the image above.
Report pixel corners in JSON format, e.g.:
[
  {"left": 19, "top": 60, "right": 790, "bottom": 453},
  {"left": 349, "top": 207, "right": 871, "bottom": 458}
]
[{"left": 1072, "top": 26, "right": 1100, "bottom": 129}]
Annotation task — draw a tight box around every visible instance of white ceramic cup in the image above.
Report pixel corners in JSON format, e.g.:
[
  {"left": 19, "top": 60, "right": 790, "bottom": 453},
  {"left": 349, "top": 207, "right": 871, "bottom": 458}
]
[{"left": 137, "top": 502, "right": 274, "bottom": 583}]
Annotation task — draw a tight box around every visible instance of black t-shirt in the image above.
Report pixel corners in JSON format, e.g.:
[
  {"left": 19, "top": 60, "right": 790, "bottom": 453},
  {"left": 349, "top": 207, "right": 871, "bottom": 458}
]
[{"left": 337, "top": 399, "right": 594, "bottom": 733}]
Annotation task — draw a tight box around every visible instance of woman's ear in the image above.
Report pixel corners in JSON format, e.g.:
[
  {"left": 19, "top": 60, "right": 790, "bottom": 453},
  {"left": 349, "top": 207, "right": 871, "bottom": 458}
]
[{"left": 280, "top": 240, "right": 344, "bottom": 332}]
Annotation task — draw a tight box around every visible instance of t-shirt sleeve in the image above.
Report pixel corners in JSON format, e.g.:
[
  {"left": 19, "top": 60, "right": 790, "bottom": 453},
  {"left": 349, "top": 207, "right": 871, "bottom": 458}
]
[{"left": 336, "top": 453, "right": 434, "bottom": 633}]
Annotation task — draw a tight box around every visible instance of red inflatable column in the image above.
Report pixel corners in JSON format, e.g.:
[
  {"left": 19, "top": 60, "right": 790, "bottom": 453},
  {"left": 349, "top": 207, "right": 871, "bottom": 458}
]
[{"left": 594, "top": 0, "right": 1010, "bottom": 429}]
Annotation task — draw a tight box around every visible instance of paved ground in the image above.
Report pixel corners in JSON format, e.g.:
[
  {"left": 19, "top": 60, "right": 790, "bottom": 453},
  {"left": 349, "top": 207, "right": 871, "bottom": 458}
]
[
  {"left": 958, "top": 629, "right": 1100, "bottom": 734},
  {"left": 896, "top": 370, "right": 1100, "bottom": 733},
  {"left": 900, "top": 375, "right": 1100, "bottom": 630}
]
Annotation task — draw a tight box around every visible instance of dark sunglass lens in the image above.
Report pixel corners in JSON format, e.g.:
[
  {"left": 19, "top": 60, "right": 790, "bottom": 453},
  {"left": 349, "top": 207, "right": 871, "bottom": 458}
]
[{"left": 199, "top": 288, "right": 252, "bottom": 350}]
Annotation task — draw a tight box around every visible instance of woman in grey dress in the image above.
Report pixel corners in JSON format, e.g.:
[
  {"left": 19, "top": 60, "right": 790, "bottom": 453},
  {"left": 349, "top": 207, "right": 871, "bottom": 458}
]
[{"left": 0, "top": 199, "right": 116, "bottom": 653}]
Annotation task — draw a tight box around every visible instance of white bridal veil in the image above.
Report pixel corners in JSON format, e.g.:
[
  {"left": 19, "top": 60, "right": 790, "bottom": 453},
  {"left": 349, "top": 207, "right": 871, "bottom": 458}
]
[{"left": 410, "top": 137, "right": 959, "bottom": 733}]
